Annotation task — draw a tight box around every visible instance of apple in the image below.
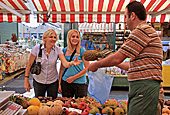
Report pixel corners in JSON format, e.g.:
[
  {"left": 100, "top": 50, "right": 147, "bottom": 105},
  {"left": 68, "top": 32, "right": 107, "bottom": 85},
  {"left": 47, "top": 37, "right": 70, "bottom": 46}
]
[
  {"left": 81, "top": 108, "right": 89, "bottom": 115},
  {"left": 78, "top": 102, "right": 87, "bottom": 110},
  {"left": 71, "top": 103, "right": 79, "bottom": 109},
  {"left": 63, "top": 101, "right": 72, "bottom": 108}
]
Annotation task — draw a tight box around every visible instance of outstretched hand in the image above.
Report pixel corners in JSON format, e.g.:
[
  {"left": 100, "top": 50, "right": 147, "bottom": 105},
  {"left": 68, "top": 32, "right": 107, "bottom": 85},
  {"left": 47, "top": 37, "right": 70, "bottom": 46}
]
[{"left": 72, "top": 57, "right": 82, "bottom": 66}]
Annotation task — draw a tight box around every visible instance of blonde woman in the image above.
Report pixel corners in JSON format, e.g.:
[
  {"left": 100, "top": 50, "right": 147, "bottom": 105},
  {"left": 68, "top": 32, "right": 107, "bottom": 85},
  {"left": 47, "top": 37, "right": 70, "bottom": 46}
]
[
  {"left": 58, "top": 29, "right": 90, "bottom": 99},
  {"left": 24, "top": 29, "right": 81, "bottom": 99}
]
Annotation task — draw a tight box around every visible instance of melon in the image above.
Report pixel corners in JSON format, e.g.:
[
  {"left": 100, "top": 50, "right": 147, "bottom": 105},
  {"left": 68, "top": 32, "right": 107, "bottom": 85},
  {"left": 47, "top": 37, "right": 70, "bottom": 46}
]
[{"left": 38, "top": 105, "right": 50, "bottom": 115}]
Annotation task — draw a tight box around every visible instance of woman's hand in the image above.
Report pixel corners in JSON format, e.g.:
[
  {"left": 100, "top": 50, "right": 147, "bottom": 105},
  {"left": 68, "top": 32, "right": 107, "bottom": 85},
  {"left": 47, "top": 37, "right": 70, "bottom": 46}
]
[
  {"left": 71, "top": 57, "right": 82, "bottom": 66},
  {"left": 24, "top": 80, "right": 32, "bottom": 92},
  {"left": 66, "top": 76, "right": 75, "bottom": 83},
  {"left": 58, "top": 84, "right": 62, "bottom": 94}
]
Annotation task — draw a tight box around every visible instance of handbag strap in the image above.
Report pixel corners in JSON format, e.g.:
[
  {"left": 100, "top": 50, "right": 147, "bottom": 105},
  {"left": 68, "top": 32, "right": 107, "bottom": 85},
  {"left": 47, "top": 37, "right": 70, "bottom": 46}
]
[
  {"left": 32, "top": 44, "right": 42, "bottom": 64},
  {"left": 62, "top": 48, "right": 76, "bottom": 77},
  {"left": 38, "top": 44, "right": 42, "bottom": 57}
]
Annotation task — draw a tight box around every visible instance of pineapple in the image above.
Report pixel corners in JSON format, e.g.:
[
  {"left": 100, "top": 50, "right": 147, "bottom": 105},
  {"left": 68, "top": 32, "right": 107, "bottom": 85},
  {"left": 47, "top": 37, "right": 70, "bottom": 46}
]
[
  {"left": 83, "top": 49, "right": 113, "bottom": 61},
  {"left": 11, "top": 95, "right": 28, "bottom": 109}
]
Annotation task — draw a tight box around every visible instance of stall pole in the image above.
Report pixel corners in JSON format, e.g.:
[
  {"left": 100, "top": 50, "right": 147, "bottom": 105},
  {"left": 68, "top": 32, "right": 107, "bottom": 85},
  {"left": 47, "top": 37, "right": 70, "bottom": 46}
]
[{"left": 113, "top": 23, "right": 116, "bottom": 52}]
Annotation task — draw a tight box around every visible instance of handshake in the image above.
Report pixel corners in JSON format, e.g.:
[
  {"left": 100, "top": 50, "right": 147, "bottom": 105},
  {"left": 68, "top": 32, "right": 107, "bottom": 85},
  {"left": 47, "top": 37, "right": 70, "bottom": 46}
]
[{"left": 83, "top": 49, "right": 113, "bottom": 61}]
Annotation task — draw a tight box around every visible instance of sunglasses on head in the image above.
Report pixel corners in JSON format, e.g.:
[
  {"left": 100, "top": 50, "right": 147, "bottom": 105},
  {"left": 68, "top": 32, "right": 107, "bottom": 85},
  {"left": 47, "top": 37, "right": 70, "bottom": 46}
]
[{"left": 72, "top": 35, "right": 79, "bottom": 38}]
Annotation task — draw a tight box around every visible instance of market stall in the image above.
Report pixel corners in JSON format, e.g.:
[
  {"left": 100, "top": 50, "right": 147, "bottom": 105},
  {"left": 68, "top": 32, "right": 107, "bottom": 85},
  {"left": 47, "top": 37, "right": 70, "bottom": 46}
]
[
  {"left": 0, "top": 44, "right": 30, "bottom": 80},
  {"left": 5, "top": 50, "right": 30, "bottom": 74},
  {"left": 0, "top": 1, "right": 170, "bottom": 115}
]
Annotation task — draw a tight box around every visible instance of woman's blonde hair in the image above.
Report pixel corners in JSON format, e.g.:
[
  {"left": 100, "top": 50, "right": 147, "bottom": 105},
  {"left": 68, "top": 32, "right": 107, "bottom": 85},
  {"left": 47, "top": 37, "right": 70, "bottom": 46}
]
[
  {"left": 67, "top": 29, "right": 81, "bottom": 53},
  {"left": 42, "top": 29, "right": 58, "bottom": 44}
]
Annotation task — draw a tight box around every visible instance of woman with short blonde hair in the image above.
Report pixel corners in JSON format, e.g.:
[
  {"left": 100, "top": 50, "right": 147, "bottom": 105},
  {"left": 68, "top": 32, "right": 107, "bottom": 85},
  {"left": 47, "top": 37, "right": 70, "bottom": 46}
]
[{"left": 42, "top": 29, "right": 58, "bottom": 44}]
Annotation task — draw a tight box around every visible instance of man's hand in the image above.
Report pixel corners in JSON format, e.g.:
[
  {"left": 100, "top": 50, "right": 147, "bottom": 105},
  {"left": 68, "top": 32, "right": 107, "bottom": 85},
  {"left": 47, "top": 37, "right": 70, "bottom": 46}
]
[{"left": 88, "top": 62, "right": 99, "bottom": 72}]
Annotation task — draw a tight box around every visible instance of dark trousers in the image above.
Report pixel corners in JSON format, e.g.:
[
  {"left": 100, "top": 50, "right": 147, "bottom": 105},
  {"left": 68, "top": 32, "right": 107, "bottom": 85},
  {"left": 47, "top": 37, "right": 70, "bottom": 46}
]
[
  {"left": 61, "top": 80, "right": 88, "bottom": 99},
  {"left": 33, "top": 79, "right": 58, "bottom": 100},
  {"left": 127, "top": 80, "right": 160, "bottom": 115}
]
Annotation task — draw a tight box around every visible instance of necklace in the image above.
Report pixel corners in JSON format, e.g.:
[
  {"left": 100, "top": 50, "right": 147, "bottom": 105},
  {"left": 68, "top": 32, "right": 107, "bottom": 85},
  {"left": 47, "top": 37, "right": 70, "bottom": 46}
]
[{"left": 44, "top": 48, "right": 50, "bottom": 57}]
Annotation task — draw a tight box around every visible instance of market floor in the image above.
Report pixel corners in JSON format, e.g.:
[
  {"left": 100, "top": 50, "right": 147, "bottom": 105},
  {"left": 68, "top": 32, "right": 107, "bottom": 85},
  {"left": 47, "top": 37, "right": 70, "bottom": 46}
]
[{"left": 1, "top": 72, "right": 170, "bottom": 101}]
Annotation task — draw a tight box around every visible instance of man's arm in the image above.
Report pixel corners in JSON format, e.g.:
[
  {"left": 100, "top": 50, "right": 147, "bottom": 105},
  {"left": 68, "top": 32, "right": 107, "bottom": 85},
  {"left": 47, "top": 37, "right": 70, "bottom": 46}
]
[
  {"left": 117, "top": 62, "right": 130, "bottom": 71},
  {"left": 88, "top": 51, "right": 128, "bottom": 72}
]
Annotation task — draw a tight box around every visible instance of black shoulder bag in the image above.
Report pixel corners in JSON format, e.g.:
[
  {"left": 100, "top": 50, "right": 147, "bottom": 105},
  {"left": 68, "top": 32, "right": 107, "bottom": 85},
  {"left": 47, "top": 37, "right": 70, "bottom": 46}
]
[
  {"left": 62, "top": 49, "right": 76, "bottom": 77},
  {"left": 30, "top": 44, "right": 42, "bottom": 75}
]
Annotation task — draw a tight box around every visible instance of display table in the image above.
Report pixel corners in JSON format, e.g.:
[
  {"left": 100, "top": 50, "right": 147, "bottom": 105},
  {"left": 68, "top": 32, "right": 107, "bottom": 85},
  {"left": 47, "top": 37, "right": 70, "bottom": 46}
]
[
  {"left": 5, "top": 52, "right": 30, "bottom": 74},
  {"left": 0, "top": 51, "right": 6, "bottom": 80},
  {"left": 0, "top": 46, "right": 30, "bottom": 79}
]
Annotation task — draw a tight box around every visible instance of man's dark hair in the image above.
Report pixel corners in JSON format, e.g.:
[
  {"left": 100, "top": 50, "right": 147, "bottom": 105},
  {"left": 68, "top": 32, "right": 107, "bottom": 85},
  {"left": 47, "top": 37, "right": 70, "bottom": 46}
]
[{"left": 126, "top": 1, "right": 146, "bottom": 20}]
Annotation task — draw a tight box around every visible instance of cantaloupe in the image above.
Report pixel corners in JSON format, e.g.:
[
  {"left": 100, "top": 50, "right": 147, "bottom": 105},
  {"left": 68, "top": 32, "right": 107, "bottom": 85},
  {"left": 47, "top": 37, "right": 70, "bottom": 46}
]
[{"left": 38, "top": 105, "right": 50, "bottom": 115}]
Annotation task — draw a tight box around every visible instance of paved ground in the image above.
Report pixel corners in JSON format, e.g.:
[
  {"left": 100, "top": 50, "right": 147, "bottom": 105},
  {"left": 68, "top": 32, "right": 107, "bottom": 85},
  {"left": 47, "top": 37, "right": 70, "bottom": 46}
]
[{"left": 1, "top": 72, "right": 33, "bottom": 94}]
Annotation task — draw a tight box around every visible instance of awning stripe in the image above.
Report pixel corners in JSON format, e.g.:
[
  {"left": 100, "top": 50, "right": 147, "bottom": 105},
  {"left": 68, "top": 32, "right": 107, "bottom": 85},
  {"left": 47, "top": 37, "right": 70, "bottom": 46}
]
[
  {"left": 17, "top": 16, "right": 21, "bottom": 22},
  {"left": 140, "top": 0, "right": 146, "bottom": 4},
  {"left": 145, "top": 0, "right": 156, "bottom": 11},
  {"left": 52, "top": 14, "right": 57, "bottom": 23},
  {"left": 79, "top": 0, "right": 84, "bottom": 11},
  {"left": 151, "top": 17, "right": 156, "bottom": 23},
  {"left": 8, "top": 0, "right": 19, "bottom": 10},
  {"left": 39, "top": 0, "right": 47, "bottom": 11},
  {"left": 0, "top": 13, "right": 2, "bottom": 22},
  {"left": 160, "top": 14, "right": 166, "bottom": 23},
  {"left": 18, "top": 0, "right": 28, "bottom": 10},
  {"left": 7, "top": 13, "right": 12, "bottom": 22},
  {"left": 153, "top": 0, "right": 166, "bottom": 11},
  {"left": 97, "top": 0, "right": 104, "bottom": 23},
  {"left": 59, "top": 0, "right": 66, "bottom": 11},
  {"left": 69, "top": 0, "right": 75, "bottom": 11},
  {"left": 32, "top": 0, "right": 39, "bottom": 11},
  {"left": 116, "top": 0, "right": 125, "bottom": 11},
  {"left": 51, "top": 0, "right": 57, "bottom": 11}
]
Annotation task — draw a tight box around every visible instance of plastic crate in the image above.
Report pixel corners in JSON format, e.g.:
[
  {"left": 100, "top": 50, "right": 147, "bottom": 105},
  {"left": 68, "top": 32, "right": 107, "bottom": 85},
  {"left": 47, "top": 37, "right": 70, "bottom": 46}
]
[{"left": 162, "top": 65, "right": 170, "bottom": 87}]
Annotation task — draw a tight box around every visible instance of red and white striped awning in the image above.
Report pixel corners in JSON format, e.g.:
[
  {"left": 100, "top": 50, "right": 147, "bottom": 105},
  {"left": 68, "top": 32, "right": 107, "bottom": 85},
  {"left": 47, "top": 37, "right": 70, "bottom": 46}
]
[
  {"left": 0, "top": 0, "right": 30, "bottom": 23},
  {"left": 78, "top": 23, "right": 114, "bottom": 32},
  {"left": 33, "top": 0, "right": 170, "bottom": 23}
]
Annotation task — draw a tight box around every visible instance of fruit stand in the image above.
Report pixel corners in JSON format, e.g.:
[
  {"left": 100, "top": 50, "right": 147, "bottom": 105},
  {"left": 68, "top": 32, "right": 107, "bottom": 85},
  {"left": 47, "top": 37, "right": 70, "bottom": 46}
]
[
  {"left": 0, "top": 50, "right": 6, "bottom": 80},
  {"left": 9, "top": 94, "right": 170, "bottom": 115},
  {"left": 0, "top": 45, "right": 30, "bottom": 75},
  {"left": 10, "top": 95, "right": 127, "bottom": 115}
]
